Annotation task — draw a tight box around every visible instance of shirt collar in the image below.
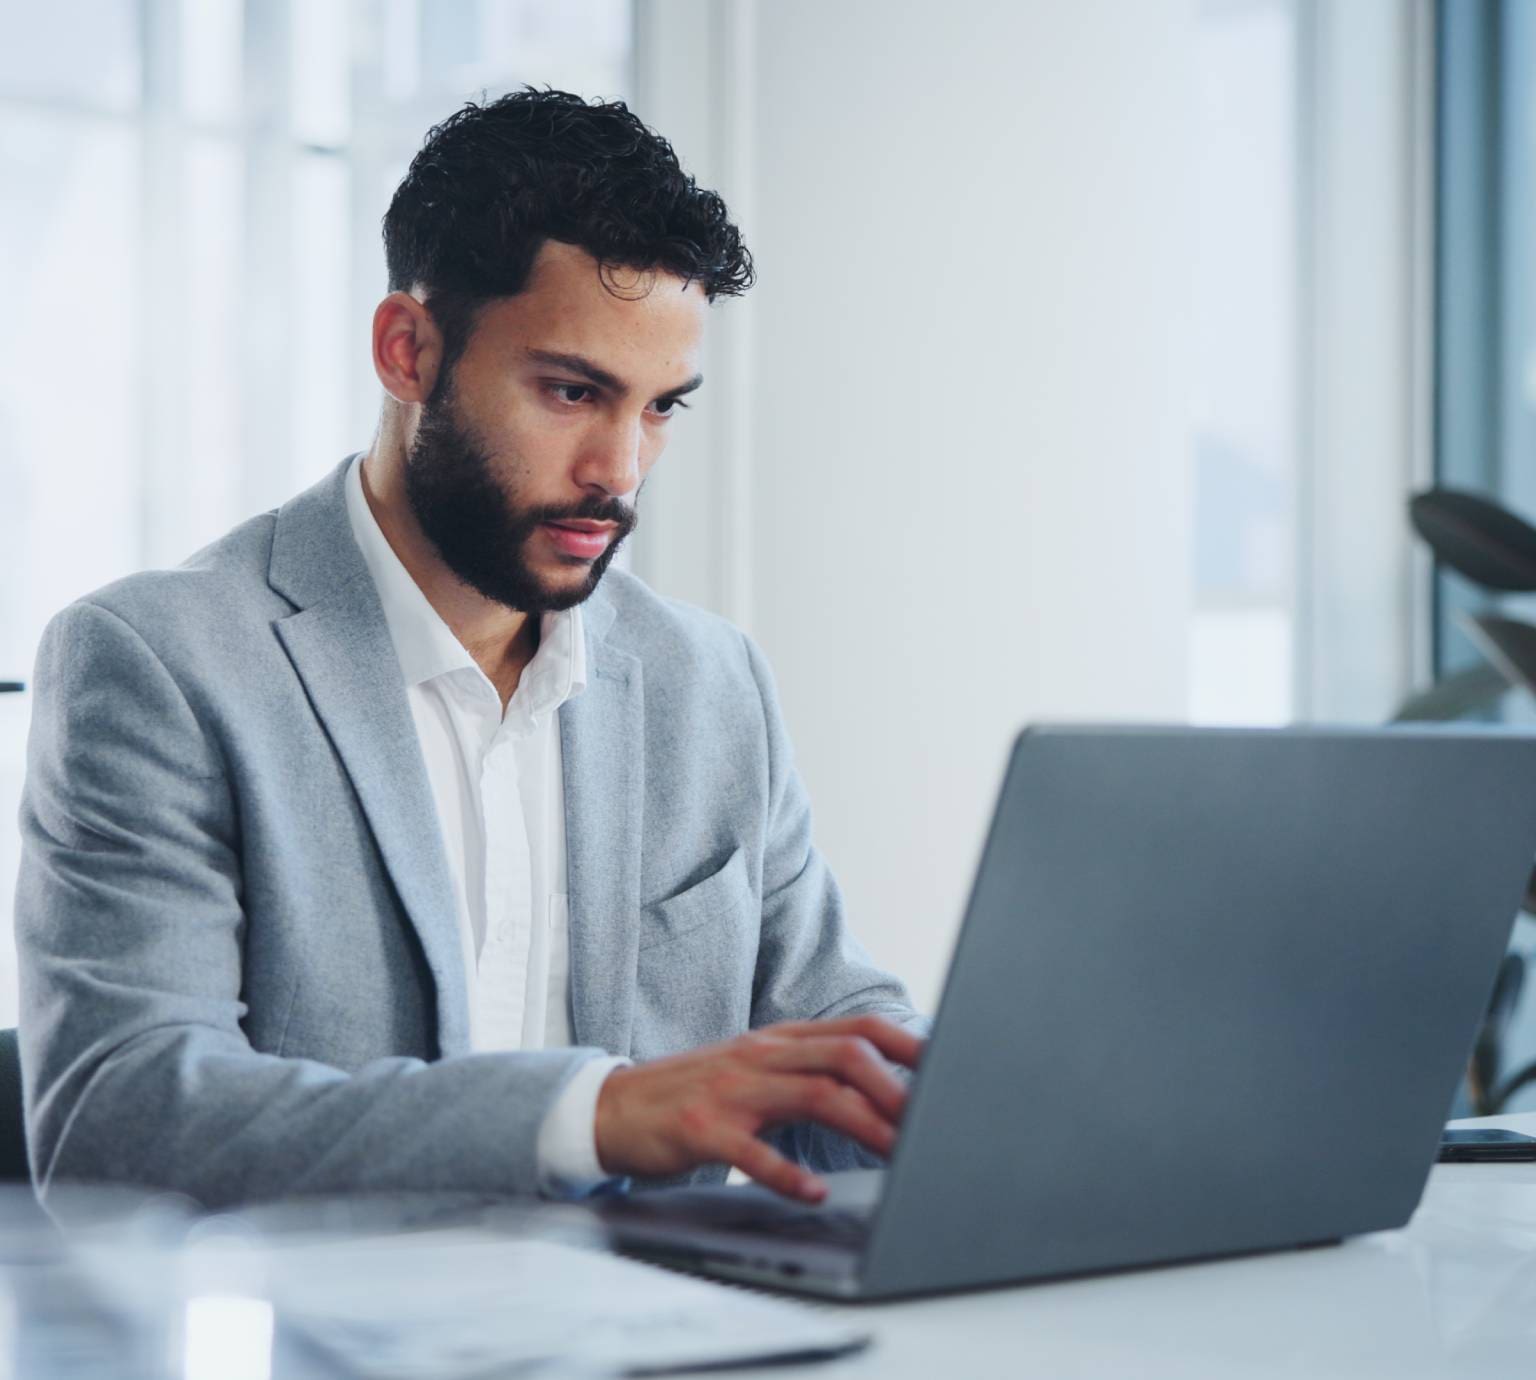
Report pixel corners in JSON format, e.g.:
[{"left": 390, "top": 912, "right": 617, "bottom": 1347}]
[{"left": 343, "top": 453, "right": 587, "bottom": 720}]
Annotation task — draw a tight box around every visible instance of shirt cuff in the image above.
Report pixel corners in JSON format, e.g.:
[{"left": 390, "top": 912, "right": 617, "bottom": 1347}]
[{"left": 535, "top": 1054, "right": 633, "bottom": 1199}]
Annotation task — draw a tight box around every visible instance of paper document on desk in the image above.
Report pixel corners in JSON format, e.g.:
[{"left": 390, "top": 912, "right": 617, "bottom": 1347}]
[{"left": 271, "top": 1231, "right": 869, "bottom": 1377}]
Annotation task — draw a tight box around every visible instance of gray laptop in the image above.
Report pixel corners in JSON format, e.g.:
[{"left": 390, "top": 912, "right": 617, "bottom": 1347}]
[{"left": 597, "top": 725, "right": 1536, "bottom": 1300}]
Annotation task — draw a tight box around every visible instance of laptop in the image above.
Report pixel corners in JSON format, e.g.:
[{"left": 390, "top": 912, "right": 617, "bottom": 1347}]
[{"left": 596, "top": 725, "right": 1536, "bottom": 1300}]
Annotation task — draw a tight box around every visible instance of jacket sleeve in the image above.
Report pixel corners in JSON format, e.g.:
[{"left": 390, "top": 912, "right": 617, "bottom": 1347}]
[
  {"left": 15, "top": 600, "right": 603, "bottom": 1210},
  {"left": 739, "top": 632, "right": 932, "bottom": 1174}
]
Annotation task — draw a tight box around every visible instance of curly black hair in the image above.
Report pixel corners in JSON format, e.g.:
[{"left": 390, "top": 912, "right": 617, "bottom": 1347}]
[{"left": 383, "top": 84, "right": 754, "bottom": 384}]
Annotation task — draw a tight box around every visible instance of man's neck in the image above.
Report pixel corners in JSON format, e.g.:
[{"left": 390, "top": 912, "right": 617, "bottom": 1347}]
[
  {"left": 360, "top": 449, "right": 535, "bottom": 710},
  {"left": 468, "top": 619, "right": 541, "bottom": 715}
]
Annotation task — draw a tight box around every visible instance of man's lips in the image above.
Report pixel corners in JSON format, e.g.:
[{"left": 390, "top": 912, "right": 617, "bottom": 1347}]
[{"left": 541, "top": 520, "right": 618, "bottom": 560}]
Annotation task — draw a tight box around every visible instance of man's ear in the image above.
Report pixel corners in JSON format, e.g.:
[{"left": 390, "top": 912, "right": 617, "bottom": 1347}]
[{"left": 372, "top": 290, "right": 443, "bottom": 405}]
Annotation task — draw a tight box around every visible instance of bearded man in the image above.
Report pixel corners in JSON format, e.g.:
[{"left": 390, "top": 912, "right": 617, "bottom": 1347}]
[{"left": 15, "top": 87, "right": 926, "bottom": 1210}]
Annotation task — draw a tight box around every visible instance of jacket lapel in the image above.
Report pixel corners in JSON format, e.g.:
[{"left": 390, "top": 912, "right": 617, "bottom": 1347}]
[
  {"left": 561, "top": 587, "right": 645, "bottom": 1056},
  {"left": 268, "top": 459, "right": 470, "bottom": 1056}
]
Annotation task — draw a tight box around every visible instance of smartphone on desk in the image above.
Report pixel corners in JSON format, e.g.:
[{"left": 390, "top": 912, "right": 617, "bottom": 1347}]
[{"left": 1438, "top": 1128, "right": 1536, "bottom": 1162}]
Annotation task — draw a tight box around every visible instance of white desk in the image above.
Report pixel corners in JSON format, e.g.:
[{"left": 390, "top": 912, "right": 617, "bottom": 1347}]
[
  {"left": 23, "top": 1116, "right": 1536, "bottom": 1376},
  {"left": 713, "top": 1113, "right": 1536, "bottom": 1378}
]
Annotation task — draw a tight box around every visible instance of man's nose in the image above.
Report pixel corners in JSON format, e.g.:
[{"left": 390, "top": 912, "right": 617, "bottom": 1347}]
[{"left": 576, "top": 415, "right": 643, "bottom": 496}]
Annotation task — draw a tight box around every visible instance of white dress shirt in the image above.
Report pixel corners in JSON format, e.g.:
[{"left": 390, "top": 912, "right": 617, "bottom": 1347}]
[{"left": 344, "top": 454, "right": 626, "bottom": 1193}]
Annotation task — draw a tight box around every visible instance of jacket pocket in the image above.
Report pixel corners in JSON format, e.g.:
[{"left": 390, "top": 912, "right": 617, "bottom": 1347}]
[{"left": 638, "top": 847, "right": 751, "bottom": 951}]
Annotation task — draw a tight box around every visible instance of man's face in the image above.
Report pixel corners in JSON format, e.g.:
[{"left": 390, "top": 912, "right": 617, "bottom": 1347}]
[{"left": 403, "top": 240, "right": 708, "bottom": 614}]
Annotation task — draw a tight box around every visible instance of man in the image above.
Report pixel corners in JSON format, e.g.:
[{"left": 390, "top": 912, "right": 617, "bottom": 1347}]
[{"left": 15, "top": 88, "right": 926, "bottom": 1211}]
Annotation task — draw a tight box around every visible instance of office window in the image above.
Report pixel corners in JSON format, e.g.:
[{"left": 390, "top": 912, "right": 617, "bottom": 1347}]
[
  {"left": 0, "top": 0, "right": 633, "bottom": 1025},
  {"left": 1434, "top": 0, "right": 1536, "bottom": 1113},
  {"left": 1189, "top": 0, "right": 1301, "bottom": 725},
  {"left": 1433, "top": 0, "right": 1536, "bottom": 675}
]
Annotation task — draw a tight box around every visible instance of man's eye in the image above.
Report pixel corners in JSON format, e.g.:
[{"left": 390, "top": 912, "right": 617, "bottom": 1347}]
[{"left": 546, "top": 383, "right": 690, "bottom": 416}]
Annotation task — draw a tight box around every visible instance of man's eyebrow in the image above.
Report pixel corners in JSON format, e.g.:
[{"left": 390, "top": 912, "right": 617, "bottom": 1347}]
[{"left": 524, "top": 348, "right": 703, "bottom": 399}]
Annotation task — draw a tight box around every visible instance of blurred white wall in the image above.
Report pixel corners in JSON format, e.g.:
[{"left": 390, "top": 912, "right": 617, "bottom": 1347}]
[{"left": 633, "top": 0, "right": 1196, "bottom": 1009}]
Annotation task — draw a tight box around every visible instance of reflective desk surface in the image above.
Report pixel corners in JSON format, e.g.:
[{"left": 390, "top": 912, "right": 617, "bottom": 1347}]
[
  {"left": 3, "top": 1113, "right": 1533, "bottom": 1378},
  {"left": 731, "top": 1111, "right": 1536, "bottom": 1379}
]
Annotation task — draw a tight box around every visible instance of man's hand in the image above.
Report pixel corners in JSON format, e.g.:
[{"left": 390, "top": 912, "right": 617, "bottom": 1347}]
[{"left": 593, "top": 1015, "right": 924, "bottom": 1203}]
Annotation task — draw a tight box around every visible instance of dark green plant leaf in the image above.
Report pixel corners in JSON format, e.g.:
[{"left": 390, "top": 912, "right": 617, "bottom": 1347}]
[
  {"left": 1462, "top": 614, "right": 1536, "bottom": 697},
  {"left": 1390, "top": 661, "right": 1509, "bottom": 721},
  {"left": 1411, "top": 488, "right": 1536, "bottom": 591}
]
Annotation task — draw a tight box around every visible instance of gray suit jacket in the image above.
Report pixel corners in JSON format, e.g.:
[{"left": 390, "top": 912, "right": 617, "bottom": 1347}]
[{"left": 15, "top": 456, "right": 925, "bottom": 1209}]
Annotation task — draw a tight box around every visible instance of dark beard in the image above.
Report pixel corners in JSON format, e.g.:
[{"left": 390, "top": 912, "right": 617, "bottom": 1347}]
[{"left": 402, "top": 382, "right": 636, "bottom": 614}]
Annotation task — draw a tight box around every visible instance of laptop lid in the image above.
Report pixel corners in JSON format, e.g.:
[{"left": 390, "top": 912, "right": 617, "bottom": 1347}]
[{"left": 859, "top": 725, "right": 1536, "bottom": 1297}]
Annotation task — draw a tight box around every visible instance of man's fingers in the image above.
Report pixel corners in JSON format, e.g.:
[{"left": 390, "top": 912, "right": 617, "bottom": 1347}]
[
  {"left": 765, "top": 1014, "right": 924, "bottom": 1070},
  {"left": 719, "top": 1131, "right": 828, "bottom": 1203},
  {"left": 742, "top": 1074, "right": 898, "bottom": 1159},
  {"left": 756, "top": 1036, "right": 909, "bottom": 1121}
]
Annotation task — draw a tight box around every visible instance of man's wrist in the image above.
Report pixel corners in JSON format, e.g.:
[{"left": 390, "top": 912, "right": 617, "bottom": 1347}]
[{"left": 535, "top": 1055, "right": 632, "bottom": 1198}]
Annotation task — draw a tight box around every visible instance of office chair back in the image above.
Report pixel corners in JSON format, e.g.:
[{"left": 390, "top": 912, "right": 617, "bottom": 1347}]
[{"left": 0, "top": 1029, "right": 29, "bottom": 1181}]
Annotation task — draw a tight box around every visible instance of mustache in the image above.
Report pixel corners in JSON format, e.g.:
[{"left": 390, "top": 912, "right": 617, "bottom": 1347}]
[{"left": 521, "top": 495, "right": 638, "bottom": 532}]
